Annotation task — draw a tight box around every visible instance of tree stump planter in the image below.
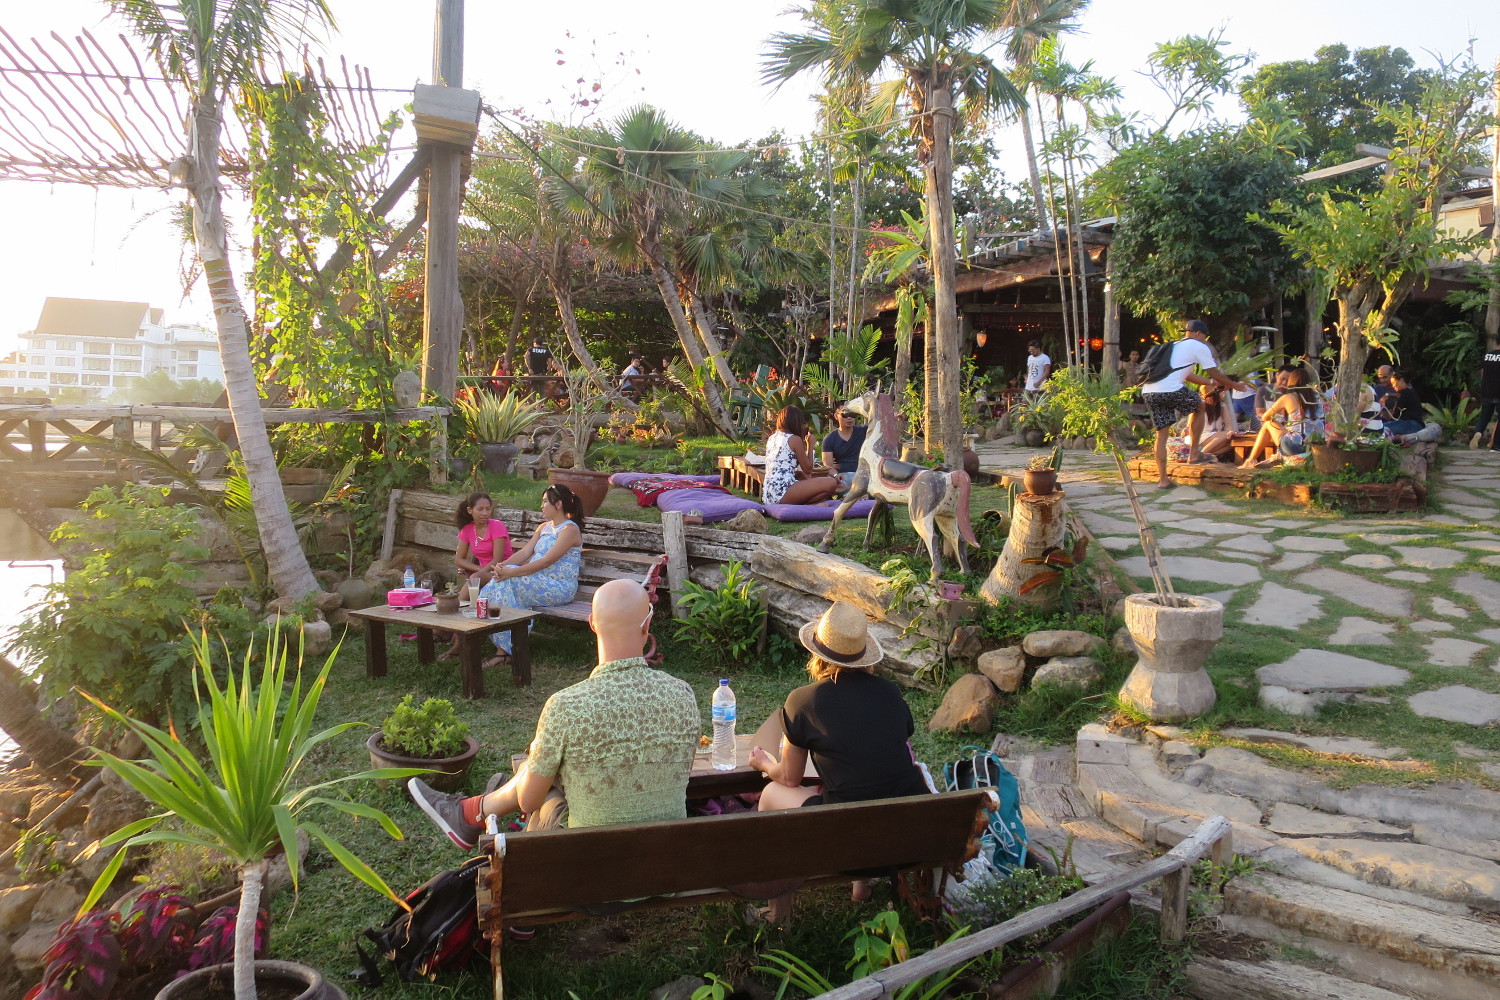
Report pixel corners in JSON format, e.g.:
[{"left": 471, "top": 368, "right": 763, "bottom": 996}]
[
  {"left": 1118, "top": 593, "right": 1223, "bottom": 722},
  {"left": 981, "top": 491, "right": 1067, "bottom": 608},
  {"left": 1310, "top": 443, "right": 1382, "bottom": 477}
]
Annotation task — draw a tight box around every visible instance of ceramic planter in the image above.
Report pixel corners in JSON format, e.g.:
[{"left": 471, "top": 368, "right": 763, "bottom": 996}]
[
  {"left": 434, "top": 592, "right": 461, "bottom": 615},
  {"left": 547, "top": 467, "right": 613, "bottom": 516},
  {"left": 479, "top": 441, "right": 521, "bottom": 475},
  {"left": 156, "top": 960, "right": 346, "bottom": 1000},
  {"left": 1022, "top": 468, "right": 1057, "bottom": 495},
  {"left": 1118, "top": 593, "right": 1223, "bottom": 722},
  {"left": 935, "top": 580, "right": 965, "bottom": 601},
  {"left": 366, "top": 733, "right": 479, "bottom": 793}
]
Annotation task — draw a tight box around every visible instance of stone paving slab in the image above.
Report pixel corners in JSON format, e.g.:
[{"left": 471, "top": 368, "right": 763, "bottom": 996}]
[
  {"left": 1222, "top": 533, "right": 1278, "bottom": 554},
  {"left": 1342, "top": 554, "right": 1395, "bottom": 569},
  {"left": 1117, "top": 554, "right": 1261, "bottom": 585},
  {"left": 1408, "top": 686, "right": 1500, "bottom": 725},
  {"left": 1257, "top": 518, "right": 1315, "bottom": 528},
  {"left": 1266, "top": 802, "right": 1407, "bottom": 838},
  {"left": 1218, "top": 728, "right": 1407, "bottom": 759},
  {"left": 1327, "top": 617, "right": 1395, "bottom": 645},
  {"left": 1428, "top": 596, "right": 1466, "bottom": 618},
  {"left": 1392, "top": 546, "right": 1468, "bottom": 569},
  {"left": 1167, "top": 517, "right": 1272, "bottom": 535},
  {"left": 1270, "top": 551, "right": 1321, "bottom": 572},
  {"left": 1360, "top": 533, "right": 1435, "bottom": 544},
  {"left": 1078, "top": 511, "right": 1141, "bottom": 535},
  {"left": 1409, "top": 620, "right": 1453, "bottom": 633},
  {"left": 1385, "top": 570, "right": 1431, "bottom": 583},
  {"left": 1242, "top": 582, "right": 1324, "bottom": 629},
  {"left": 1155, "top": 532, "right": 1213, "bottom": 550},
  {"left": 1425, "top": 637, "right": 1486, "bottom": 668},
  {"left": 1097, "top": 536, "right": 1136, "bottom": 551},
  {"left": 1456, "top": 538, "right": 1500, "bottom": 552},
  {"left": 1295, "top": 568, "right": 1415, "bottom": 616},
  {"left": 1452, "top": 573, "right": 1500, "bottom": 620},
  {"left": 1257, "top": 650, "right": 1410, "bottom": 716},
  {"left": 1293, "top": 536, "right": 1352, "bottom": 552},
  {"left": 1446, "top": 504, "right": 1498, "bottom": 519}
]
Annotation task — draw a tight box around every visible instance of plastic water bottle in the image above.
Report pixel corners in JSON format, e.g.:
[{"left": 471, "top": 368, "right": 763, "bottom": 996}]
[
  {"left": 402, "top": 566, "right": 416, "bottom": 589},
  {"left": 711, "top": 679, "right": 737, "bottom": 772}
]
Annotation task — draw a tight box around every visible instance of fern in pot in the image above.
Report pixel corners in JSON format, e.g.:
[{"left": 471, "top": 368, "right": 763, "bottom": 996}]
[{"left": 78, "top": 627, "right": 423, "bottom": 1000}]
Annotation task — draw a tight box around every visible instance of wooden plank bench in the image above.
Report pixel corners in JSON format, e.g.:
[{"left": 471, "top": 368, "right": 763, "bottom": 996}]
[
  {"left": 717, "top": 454, "right": 765, "bottom": 495},
  {"left": 476, "top": 788, "right": 994, "bottom": 998},
  {"left": 526, "top": 549, "right": 669, "bottom": 664}
]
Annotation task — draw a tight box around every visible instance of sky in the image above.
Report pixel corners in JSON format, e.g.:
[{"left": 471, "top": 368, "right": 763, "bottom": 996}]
[{"left": 0, "top": 0, "right": 1496, "bottom": 358}]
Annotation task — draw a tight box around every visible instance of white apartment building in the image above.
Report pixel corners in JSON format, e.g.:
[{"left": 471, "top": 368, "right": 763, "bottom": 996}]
[{"left": 0, "top": 297, "right": 222, "bottom": 400}]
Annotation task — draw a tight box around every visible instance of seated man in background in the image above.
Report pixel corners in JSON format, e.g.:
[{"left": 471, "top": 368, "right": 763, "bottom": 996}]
[
  {"left": 407, "top": 579, "right": 701, "bottom": 850},
  {"left": 820, "top": 406, "right": 867, "bottom": 490}
]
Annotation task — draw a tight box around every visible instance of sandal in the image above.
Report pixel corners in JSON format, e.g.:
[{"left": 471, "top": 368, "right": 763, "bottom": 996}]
[{"left": 482, "top": 654, "right": 511, "bottom": 669}]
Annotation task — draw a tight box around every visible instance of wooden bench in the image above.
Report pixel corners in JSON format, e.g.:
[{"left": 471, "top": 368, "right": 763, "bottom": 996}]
[
  {"left": 475, "top": 789, "right": 995, "bottom": 999},
  {"left": 525, "top": 548, "right": 669, "bottom": 664}
]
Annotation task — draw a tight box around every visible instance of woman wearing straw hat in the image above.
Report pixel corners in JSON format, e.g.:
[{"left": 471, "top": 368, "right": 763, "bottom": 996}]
[{"left": 749, "top": 601, "right": 930, "bottom": 914}]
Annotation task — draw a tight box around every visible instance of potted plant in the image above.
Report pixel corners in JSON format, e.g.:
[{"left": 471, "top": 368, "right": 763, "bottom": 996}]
[
  {"left": 1022, "top": 445, "right": 1062, "bottom": 496},
  {"left": 434, "top": 581, "right": 462, "bottom": 615},
  {"left": 459, "top": 393, "right": 545, "bottom": 474},
  {"left": 79, "top": 627, "right": 422, "bottom": 1000},
  {"left": 547, "top": 366, "right": 614, "bottom": 515},
  {"left": 1046, "top": 366, "right": 1221, "bottom": 721},
  {"left": 365, "top": 695, "right": 479, "bottom": 793}
]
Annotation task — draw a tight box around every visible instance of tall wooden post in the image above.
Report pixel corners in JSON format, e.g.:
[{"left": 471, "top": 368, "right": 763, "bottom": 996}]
[
  {"left": 1487, "top": 64, "right": 1500, "bottom": 349},
  {"left": 1101, "top": 251, "right": 1120, "bottom": 377},
  {"left": 421, "top": 0, "right": 465, "bottom": 401}
]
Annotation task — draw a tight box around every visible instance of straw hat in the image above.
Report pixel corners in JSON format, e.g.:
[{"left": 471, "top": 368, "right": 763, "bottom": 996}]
[{"left": 797, "top": 601, "right": 884, "bottom": 669}]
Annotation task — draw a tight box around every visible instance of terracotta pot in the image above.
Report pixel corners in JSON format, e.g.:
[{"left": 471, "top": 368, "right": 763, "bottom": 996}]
[
  {"left": 1118, "top": 593, "right": 1223, "bottom": 722},
  {"left": 1310, "top": 443, "right": 1382, "bottom": 476},
  {"left": 547, "top": 467, "right": 613, "bottom": 516},
  {"left": 1023, "top": 468, "right": 1057, "bottom": 495},
  {"left": 479, "top": 441, "right": 521, "bottom": 475},
  {"left": 434, "top": 593, "right": 461, "bottom": 615},
  {"left": 366, "top": 733, "right": 480, "bottom": 793},
  {"left": 156, "top": 960, "right": 346, "bottom": 1000}
]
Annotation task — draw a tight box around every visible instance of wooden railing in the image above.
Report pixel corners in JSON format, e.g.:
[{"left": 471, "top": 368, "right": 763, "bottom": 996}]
[{"left": 818, "top": 814, "right": 1233, "bottom": 1000}]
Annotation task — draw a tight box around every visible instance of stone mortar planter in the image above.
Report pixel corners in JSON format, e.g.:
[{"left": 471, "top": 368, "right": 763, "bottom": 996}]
[
  {"left": 1118, "top": 593, "right": 1223, "bottom": 722},
  {"left": 480, "top": 441, "right": 521, "bottom": 475}
]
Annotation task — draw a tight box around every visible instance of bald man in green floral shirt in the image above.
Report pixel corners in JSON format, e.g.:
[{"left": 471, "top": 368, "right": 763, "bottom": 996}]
[{"left": 409, "top": 579, "right": 701, "bottom": 847}]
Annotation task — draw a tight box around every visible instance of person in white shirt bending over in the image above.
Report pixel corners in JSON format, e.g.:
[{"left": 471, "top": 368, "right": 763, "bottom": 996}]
[
  {"left": 1023, "top": 341, "right": 1052, "bottom": 398},
  {"left": 1139, "top": 320, "right": 1252, "bottom": 490}
]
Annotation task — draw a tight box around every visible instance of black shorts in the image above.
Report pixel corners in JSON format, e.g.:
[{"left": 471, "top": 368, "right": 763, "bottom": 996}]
[{"left": 1143, "top": 387, "right": 1203, "bottom": 430}]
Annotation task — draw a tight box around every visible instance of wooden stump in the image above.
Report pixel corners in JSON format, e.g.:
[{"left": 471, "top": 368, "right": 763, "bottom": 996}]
[{"left": 981, "top": 491, "right": 1067, "bottom": 607}]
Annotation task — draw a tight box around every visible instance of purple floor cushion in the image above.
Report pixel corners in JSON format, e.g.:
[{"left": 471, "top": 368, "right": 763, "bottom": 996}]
[{"left": 608, "top": 471, "right": 874, "bottom": 524}]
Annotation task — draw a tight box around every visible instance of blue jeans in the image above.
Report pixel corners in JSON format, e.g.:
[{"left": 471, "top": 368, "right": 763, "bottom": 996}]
[{"left": 1384, "top": 419, "right": 1424, "bottom": 436}]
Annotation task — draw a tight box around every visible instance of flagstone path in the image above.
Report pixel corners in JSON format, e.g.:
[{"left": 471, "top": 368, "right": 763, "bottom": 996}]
[{"left": 973, "top": 442, "right": 1500, "bottom": 734}]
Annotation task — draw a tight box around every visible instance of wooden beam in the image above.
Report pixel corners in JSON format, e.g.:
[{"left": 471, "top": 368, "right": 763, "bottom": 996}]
[
  {"left": 661, "top": 510, "right": 689, "bottom": 619},
  {"left": 1297, "top": 155, "right": 1386, "bottom": 183},
  {"left": 317, "top": 147, "right": 432, "bottom": 284}
]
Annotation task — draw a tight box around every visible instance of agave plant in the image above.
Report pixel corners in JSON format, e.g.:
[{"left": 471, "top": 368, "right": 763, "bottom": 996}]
[
  {"left": 458, "top": 392, "right": 545, "bottom": 443},
  {"left": 78, "top": 627, "right": 424, "bottom": 1000}
]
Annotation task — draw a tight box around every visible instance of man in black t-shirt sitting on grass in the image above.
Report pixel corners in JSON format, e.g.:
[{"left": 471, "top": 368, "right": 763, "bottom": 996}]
[{"left": 820, "top": 407, "right": 867, "bottom": 490}]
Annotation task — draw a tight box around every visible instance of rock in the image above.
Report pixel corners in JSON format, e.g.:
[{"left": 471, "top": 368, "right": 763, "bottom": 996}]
[
  {"left": 794, "top": 524, "right": 827, "bottom": 546},
  {"left": 335, "top": 577, "right": 376, "bottom": 611},
  {"left": 650, "top": 975, "right": 708, "bottom": 1000},
  {"left": 0, "top": 785, "right": 32, "bottom": 824},
  {"left": 1265, "top": 802, "right": 1406, "bottom": 838},
  {"left": 1021, "top": 630, "right": 1105, "bottom": 658},
  {"left": 1282, "top": 837, "right": 1500, "bottom": 911},
  {"left": 312, "top": 569, "right": 343, "bottom": 591},
  {"left": 29, "top": 881, "right": 82, "bottom": 925},
  {"left": 265, "top": 829, "right": 310, "bottom": 894},
  {"left": 300, "top": 619, "right": 333, "bottom": 657},
  {"left": 82, "top": 785, "right": 150, "bottom": 842},
  {"left": 1031, "top": 656, "right": 1103, "bottom": 690},
  {"left": 393, "top": 370, "right": 421, "bottom": 408},
  {"left": 0, "top": 817, "right": 18, "bottom": 853},
  {"left": 1111, "top": 627, "right": 1136, "bottom": 656},
  {"left": 9, "top": 922, "right": 56, "bottom": 971},
  {"left": 977, "top": 647, "right": 1026, "bottom": 692},
  {"left": 1160, "top": 741, "right": 1200, "bottom": 768},
  {"left": 928, "top": 674, "right": 999, "bottom": 733},
  {"left": 0, "top": 885, "right": 44, "bottom": 932},
  {"left": 313, "top": 590, "right": 343, "bottom": 613},
  {"left": 947, "top": 626, "right": 985, "bottom": 661},
  {"left": 717, "top": 509, "right": 767, "bottom": 534}
]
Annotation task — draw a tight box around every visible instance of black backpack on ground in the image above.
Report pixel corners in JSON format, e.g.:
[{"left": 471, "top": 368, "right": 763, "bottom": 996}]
[
  {"left": 1142, "top": 341, "right": 1189, "bottom": 384},
  {"left": 354, "top": 857, "right": 485, "bottom": 986}
]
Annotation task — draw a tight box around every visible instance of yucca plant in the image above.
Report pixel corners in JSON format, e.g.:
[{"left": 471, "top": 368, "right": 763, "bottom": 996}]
[
  {"left": 458, "top": 392, "right": 545, "bottom": 443},
  {"left": 78, "top": 627, "right": 425, "bottom": 1000}
]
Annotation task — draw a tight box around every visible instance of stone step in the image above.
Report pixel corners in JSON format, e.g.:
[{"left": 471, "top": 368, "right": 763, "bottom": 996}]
[
  {"left": 1185, "top": 956, "right": 1422, "bottom": 1000},
  {"left": 1218, "top": 871, "right": 1500, "bottom": 1000}
]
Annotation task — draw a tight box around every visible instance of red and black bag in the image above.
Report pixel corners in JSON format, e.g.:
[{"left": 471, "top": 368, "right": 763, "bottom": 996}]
[{"left": 354, "top": 857, "right": 485, "bottom": 986}]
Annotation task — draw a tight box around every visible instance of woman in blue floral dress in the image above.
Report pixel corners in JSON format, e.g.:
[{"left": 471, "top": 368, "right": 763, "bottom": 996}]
[{"left": 478, "top": 484, "right": 584, "bottom": 667}]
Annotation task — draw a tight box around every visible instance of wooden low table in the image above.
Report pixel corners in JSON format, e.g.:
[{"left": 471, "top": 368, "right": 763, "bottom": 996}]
[{"left": 347, "top": 603, "right": 537, "bottom": 699}]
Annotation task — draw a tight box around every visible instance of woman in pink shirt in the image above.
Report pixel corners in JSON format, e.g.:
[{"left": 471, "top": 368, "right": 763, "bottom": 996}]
[{"left": 443, "top": 493, "right": 512, "bottom": 659}]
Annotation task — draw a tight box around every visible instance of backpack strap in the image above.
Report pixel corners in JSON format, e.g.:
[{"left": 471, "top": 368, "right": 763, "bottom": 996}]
[{"left": 352, "top": 934, "right": 385, "bottom": 989}]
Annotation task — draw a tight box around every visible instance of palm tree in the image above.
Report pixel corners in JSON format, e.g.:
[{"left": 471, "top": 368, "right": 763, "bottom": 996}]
[
  {"left": 108, "top": 0, "right": 321, "bottom": 600},
  {"left": 571, "top": 106, "right": 742, "bottom": 435},
  {"left": 765, "top": 0, "right": 1082, "bottom": 466}
]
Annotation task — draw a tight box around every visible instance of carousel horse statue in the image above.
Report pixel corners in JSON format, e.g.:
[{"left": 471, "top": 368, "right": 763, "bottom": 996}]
[{"left": 819, "top": 391, "right": 978, "bottom": 580}]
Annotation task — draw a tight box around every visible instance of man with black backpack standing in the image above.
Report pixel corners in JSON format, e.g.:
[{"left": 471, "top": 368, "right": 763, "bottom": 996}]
[{"left": 1140, "top": 320, "right": 1253, "bottom": 490}]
